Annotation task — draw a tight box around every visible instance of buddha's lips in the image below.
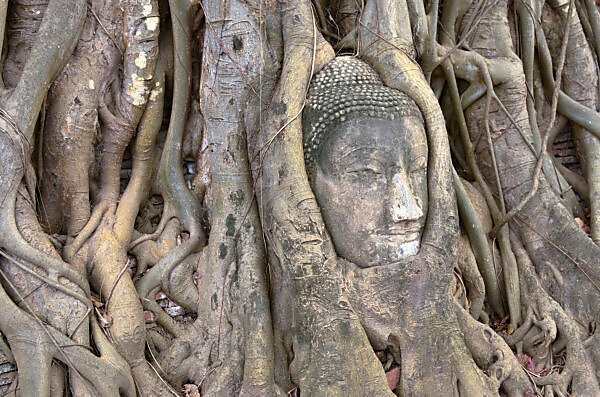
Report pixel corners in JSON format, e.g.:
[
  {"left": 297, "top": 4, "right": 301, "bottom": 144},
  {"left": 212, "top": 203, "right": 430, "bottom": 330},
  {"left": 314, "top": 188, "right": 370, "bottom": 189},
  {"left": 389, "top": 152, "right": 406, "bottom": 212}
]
[
  {"left": 376, "top": 225, "right": 422, "bottom": 236},
  {"left": 367, "top": 235, "right": 421, "bottom": 265},
  {"left": 373, "top": 232, "right": 421, "bottom": 245}
]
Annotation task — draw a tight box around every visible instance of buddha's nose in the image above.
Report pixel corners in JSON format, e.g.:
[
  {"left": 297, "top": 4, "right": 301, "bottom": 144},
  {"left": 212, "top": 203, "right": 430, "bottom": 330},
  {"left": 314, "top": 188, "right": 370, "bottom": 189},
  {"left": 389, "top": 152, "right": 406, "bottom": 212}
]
[{"left": 388, "top": 172, "right": 423, "bottom": 223}]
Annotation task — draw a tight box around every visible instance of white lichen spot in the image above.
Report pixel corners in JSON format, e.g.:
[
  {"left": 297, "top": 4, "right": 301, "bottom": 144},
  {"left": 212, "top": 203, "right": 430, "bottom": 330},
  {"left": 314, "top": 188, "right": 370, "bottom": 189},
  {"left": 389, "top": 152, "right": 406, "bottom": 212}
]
[
  {"left": 127, "top": 73, "right": 148, "bottom": 106},
  {"left": 142, "top": 2, "right": 153, "bottom": 16},
  {"left": 135, "top": 51, "right": 147, "bottom": 69},
  {"left": 149, "top": 86, "right": 162, "bottom": 102},
  {"left": 145, "top": 16, "right": 159, "bottom": 31},
  {"left": 88, "top": 80, "right": 95, "bottom": 90}
]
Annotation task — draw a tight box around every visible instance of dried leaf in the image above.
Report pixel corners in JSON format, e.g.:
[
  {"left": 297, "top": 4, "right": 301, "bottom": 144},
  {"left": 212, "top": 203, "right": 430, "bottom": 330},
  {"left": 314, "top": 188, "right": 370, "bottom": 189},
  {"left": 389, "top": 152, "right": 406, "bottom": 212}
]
[
  {"left": 95, "top": 307, "right": 113, "bottom": 328},
  {"left": 517, "top": 353, "right": 530, "bottom": 369},
  {"left": 150, "top": 195, "right": 163, "bottom": 204},
  {"left": 183, "top": 384, "right": 200, "bottom": 397},
  {"left": 91, "top": 296, "right": 104, "bottom": 308},
  {"left": 385, "top": 366, "right": 400, "bottom": 390},
  {"left": 506, "top": 323, "right": 515, "bottom": 335},
  {"left": 144, "top": 310, "right": 155, "bottom": 322}
]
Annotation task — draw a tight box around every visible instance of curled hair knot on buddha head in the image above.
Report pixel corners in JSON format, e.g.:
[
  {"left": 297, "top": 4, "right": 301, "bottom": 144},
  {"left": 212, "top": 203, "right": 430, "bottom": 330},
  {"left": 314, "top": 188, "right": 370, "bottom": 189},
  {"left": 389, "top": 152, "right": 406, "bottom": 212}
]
[{"left": 303, "top": 56, "right": 423, "bottom": 176}]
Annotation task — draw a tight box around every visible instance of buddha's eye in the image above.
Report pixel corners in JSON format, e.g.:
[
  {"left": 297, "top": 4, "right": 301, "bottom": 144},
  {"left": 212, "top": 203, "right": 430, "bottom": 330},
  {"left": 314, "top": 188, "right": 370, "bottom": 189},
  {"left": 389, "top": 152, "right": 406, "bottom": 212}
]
[{"left": 347, "top": 166, "right": 383, "bottom": 177}]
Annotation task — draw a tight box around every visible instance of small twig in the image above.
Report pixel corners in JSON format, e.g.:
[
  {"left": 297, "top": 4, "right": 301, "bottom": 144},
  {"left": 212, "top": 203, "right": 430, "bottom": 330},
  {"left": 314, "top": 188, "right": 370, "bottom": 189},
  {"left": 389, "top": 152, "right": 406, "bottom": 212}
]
[
  {"left": 87, "top": 4, "right": 123, "bottom": 56},
  {"left": 105, "top": 258, "right": 131, "bottom": 311},
  {"left": 13, "top": 283, "right": 44, "bottom": 305},
  {"left": 148, "top": 363, "right": 180, "bottom": 396},
  {"left": 357, "top": 21, "right": 420, "bottom": 67},
  {"left": 146, "top": 341, "right": 180, "bottom": 396},
  {"left": 313, "top": 0, "right": 340, "bottom": 41},
  {"left": 198, "top": 363, "right": 220, "bottom": 389},
  {"left": 69, "top": 306, "right": 91, "bottom": 339}
]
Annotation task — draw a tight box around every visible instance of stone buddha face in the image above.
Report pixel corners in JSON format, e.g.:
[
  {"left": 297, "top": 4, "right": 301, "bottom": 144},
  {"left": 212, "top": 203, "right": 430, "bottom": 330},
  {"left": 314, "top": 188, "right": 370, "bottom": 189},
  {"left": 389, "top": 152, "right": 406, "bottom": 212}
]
[
  {"left": 310, "top": 116, "right": 427, "bottom": 267},
  {"left": 304, "top": 57, "right": 428, "bottom": 267}
]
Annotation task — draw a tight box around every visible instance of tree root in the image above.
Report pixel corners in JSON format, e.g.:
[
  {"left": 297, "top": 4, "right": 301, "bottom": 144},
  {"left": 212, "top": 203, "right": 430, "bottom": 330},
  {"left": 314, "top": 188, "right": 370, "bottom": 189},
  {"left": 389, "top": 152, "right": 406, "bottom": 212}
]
[
  {"left": 454, "top": 171, "right": 504, "bottom": 316},
  {"left": 0, "top": 273, "right": 136, "bottom": 396},
  {"left": 456, "top": 234, "right": 486, "bottom": 320},
  {"left": 129, "top": 204, "right": 177, "bottom": 251},
  {"left": 511, "top": 234, "right": 600, "bottom": 395},
  {"left": 130, "top": 218, "right": 180, "bottom": 279},
  {"left": 455, "top": 302, "right": 535, "bottom": 395},
  {"left": 131, "top": 0, "right": 206, "bottom": 343},
  {"left": 134, "top": 225, "right": 194, "bottom": 336},
  {"left": 63, "top": 201, "right": 111, "bottom": 261},
  {"left": 543, "top": 0, "right": 600, "bottom": 245},
  {"left": 0, "top": 192, "right": 91, "bottom": 306}
]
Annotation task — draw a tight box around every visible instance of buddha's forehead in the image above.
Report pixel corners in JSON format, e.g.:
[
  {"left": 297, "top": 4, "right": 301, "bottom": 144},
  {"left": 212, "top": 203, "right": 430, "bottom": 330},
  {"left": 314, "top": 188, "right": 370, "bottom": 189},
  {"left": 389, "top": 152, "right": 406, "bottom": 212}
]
[
  {"left": 302, "top": 57, "right": 424, "bottom": 174},
  {"left": 319, "top": 117, "right": 427, "bottom": 165}
]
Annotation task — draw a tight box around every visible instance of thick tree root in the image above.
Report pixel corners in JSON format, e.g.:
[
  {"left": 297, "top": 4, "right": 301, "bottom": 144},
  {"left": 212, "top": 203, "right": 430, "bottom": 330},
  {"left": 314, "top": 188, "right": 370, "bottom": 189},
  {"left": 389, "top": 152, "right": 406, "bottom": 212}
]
[
  {"left": 0, "top": 277, "right": 136, "bottom": 397},
  {"left": 345, "top": 258, "right": 493, "bottom": 395},
  {"left": 455, "top": 302, "right": 534, "bottom": 395},
  {"left": 509, "top": 236, "right": 600, "bottom": 395}
]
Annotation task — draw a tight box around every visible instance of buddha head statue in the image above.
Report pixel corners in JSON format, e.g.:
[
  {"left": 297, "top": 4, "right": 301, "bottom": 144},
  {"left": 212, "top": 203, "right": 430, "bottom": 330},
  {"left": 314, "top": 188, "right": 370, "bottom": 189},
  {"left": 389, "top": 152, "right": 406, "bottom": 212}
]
[{"left": 303, "top": 56, "right": 428, "bottom": 268}]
